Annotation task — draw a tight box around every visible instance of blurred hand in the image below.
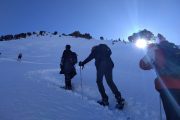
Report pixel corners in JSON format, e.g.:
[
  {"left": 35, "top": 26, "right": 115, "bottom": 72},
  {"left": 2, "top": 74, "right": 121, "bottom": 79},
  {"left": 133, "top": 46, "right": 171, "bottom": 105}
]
[{"left": 79, "top": 61, "right": 84, "bottom": 67}]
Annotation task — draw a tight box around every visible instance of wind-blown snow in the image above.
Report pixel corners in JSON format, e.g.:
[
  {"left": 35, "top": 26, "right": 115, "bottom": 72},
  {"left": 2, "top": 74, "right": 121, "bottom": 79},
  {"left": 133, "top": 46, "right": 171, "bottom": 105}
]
[{"left": 0, "top": 35, "right": 165, "bottom": 120}]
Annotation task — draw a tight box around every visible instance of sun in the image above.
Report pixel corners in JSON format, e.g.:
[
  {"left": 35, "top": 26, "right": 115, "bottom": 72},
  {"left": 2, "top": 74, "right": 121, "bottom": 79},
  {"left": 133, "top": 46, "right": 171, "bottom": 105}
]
[{"left": 135, "top": 39, "right": 147, "bottom": 49}]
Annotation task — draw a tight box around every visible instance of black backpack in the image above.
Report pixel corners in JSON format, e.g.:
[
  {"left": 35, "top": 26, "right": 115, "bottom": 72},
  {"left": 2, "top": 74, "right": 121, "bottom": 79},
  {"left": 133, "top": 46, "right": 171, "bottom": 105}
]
[
  {"left": 60, "top": 51, "right": 77, "bottom": 74},
  {"left": 157, "top": 41, "right": 180, "bottom": 77},
  {"left": 98, "top": 44, "right": 112, "bottom": 58},
  {"left": 70, "top": 52, "right": 78, "bottom": 65},
  {"left": 62, "top": 50, "right": 77, "bottom": 65}
]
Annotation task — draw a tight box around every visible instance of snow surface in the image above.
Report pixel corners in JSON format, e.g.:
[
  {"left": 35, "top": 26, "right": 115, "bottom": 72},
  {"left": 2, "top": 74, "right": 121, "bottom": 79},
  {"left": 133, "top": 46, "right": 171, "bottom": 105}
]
[{"left": 0, "top": 35, "right": 166, "bottom": 120}]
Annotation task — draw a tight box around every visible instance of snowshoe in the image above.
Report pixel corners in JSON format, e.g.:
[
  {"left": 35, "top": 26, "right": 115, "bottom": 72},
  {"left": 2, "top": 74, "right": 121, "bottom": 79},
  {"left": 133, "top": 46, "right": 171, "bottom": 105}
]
[{"left": 97, "top": 100, "right": 109, "bottom": 106}]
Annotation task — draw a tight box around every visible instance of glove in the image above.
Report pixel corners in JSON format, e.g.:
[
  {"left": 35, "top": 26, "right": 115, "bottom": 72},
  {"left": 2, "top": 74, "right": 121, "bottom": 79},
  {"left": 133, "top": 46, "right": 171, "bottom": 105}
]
[
  {"left": 139, "top": 59, "right": 152, "bottom": 70},
  {"left": 79, "top": 61, "right": 84, "bottom": 67}
]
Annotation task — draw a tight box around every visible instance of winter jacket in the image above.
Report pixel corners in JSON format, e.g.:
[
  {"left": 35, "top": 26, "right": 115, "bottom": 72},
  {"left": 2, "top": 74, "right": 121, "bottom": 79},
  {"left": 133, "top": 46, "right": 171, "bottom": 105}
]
[
  {"left": 139, "top": 43, "right": 180, "bottom": 90},
  {"left": 82, "top": 44, "right": 114, "bottom": 69},
  {"left": 61, "top": 50, "right": 76, "bottom": 74}
]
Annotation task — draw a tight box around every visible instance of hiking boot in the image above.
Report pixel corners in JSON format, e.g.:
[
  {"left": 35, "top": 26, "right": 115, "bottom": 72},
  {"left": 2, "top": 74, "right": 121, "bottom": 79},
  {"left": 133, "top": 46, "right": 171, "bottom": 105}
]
[
  {"left": 97, "top": 100, "right": 109, "bottom": 106},
  {"left": 66, "top": 85, "right": 72, "bottom": 90},
  {"left": 61, "top": 86, "right": 72, "bottom": 90},
  {"left": 116, "top": 98, "right": 125, "bottom": 110}
]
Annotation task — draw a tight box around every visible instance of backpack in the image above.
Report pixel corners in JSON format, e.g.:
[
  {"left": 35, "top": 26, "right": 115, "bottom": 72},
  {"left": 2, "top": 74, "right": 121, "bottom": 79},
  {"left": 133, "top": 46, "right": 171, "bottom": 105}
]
[
  {"left": 157, "top": 41, "right": 180, "bottom": 77},
  {"left": 98, "top": 44, "right": 112, "bottom": 58},
  {"left": 60, "top": 51, "right": 77, "bottom": 74},
  {"left": 70, "top": 52, "right": 78, "bottom": 65}
]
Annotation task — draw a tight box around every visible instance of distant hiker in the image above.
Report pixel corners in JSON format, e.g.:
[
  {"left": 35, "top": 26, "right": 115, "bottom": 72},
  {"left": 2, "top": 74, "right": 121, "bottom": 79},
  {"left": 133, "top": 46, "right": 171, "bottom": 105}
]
[
  {"left": 60, "top": 45, "right": 77, "bottom": 90},
  {"left": 139, "top": 34, "right": 180, "bottom": 120},
  {"left": 79, "top": 44, "right": 125, "bottom": 109},
  {"left": 17, "top": 53, "right": 22, "bottom": 61}
]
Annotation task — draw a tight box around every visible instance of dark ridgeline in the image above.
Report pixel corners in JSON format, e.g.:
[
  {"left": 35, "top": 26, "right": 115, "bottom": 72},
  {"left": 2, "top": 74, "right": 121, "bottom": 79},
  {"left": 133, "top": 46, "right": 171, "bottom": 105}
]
[
  {"left": 0, "top": 30, "right": 93, "bottom": 41},
  {"left": 69, "top": 31, "right": 92, "bottom": 39}
]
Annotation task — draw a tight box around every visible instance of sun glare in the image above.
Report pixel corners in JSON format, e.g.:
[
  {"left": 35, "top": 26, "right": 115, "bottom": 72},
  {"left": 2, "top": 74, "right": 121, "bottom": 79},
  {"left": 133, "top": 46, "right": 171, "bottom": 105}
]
[{"left": 135, "top": 39, "right": 147, "bottom": 49}]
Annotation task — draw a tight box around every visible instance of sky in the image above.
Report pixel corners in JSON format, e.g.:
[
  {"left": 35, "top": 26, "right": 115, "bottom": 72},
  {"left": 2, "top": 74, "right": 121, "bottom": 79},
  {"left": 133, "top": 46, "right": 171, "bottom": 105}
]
[{"left": 0, "top": 0, "right": 180, "bottom": 44}]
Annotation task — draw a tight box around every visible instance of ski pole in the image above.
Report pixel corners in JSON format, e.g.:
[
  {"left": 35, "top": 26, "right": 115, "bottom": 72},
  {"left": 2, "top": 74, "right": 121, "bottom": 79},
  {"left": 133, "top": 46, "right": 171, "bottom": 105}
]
[
  {"left": 80, "top": 66, "right": 83, "bottom": 99},
  {"left": 159, "top": 95, "right": 162, "bottom": 120}
]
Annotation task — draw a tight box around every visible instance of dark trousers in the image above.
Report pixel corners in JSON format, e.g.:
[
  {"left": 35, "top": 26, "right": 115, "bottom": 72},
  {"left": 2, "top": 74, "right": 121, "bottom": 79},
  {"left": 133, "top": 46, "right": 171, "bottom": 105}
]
[
  {"left": 159, "top": 89, "right": 180, "bottom": 120},
  {"left": 96, "top": 66, "right": 121, "bottom": 101},
  {"left": 64, "top": 73, "right": 72, "bottom": 87}
]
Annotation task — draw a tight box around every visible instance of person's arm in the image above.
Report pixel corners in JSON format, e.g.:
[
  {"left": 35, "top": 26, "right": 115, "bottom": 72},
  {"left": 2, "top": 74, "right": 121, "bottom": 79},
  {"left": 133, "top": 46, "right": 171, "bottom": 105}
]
[
  {"left": 61, "top": 51, "right": 65, "bottom": 65},
  {"left": 82, "top": 50, "right": 95, "bottom": 65},
  {"left": 107, "top": 47, "right": 112, "bottom": 56}
]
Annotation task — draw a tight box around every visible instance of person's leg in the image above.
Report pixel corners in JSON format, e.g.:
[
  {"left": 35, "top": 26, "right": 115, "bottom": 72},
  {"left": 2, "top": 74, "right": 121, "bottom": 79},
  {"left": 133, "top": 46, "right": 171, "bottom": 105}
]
[
  {"left": 104, "top": 68, "right": 122, "bottom": 101},
  {"left": 70, "top": 68, "right": 76, "bottom": 79},
  {"left": 96, "top": 69, "right": 108, "bottom": 102},
  {"left": 65, "top": 74, "right": 72, "bottom": 89}
]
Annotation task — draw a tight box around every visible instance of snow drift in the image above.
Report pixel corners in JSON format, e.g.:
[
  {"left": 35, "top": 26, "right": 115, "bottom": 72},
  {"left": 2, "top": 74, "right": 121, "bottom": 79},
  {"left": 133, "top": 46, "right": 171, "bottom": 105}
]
[{"left": 0, "top": 35, "right": 164, "bottom": 120}]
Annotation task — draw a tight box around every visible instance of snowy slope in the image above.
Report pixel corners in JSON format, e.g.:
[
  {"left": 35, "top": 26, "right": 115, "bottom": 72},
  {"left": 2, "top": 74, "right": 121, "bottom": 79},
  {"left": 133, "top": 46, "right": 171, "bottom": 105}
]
[{"left": 0, "top": 35, "right": 164, "bottom": 120}]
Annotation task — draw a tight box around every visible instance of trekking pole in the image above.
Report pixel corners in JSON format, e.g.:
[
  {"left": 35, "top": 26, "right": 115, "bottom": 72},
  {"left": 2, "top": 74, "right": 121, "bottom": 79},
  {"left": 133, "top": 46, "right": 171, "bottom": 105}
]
[
  {"left": 159, "top": 95, "right": 162, "bottom": 120},
  {"left": 80, "top": 66, "right": 83, "bottom": 99}
]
